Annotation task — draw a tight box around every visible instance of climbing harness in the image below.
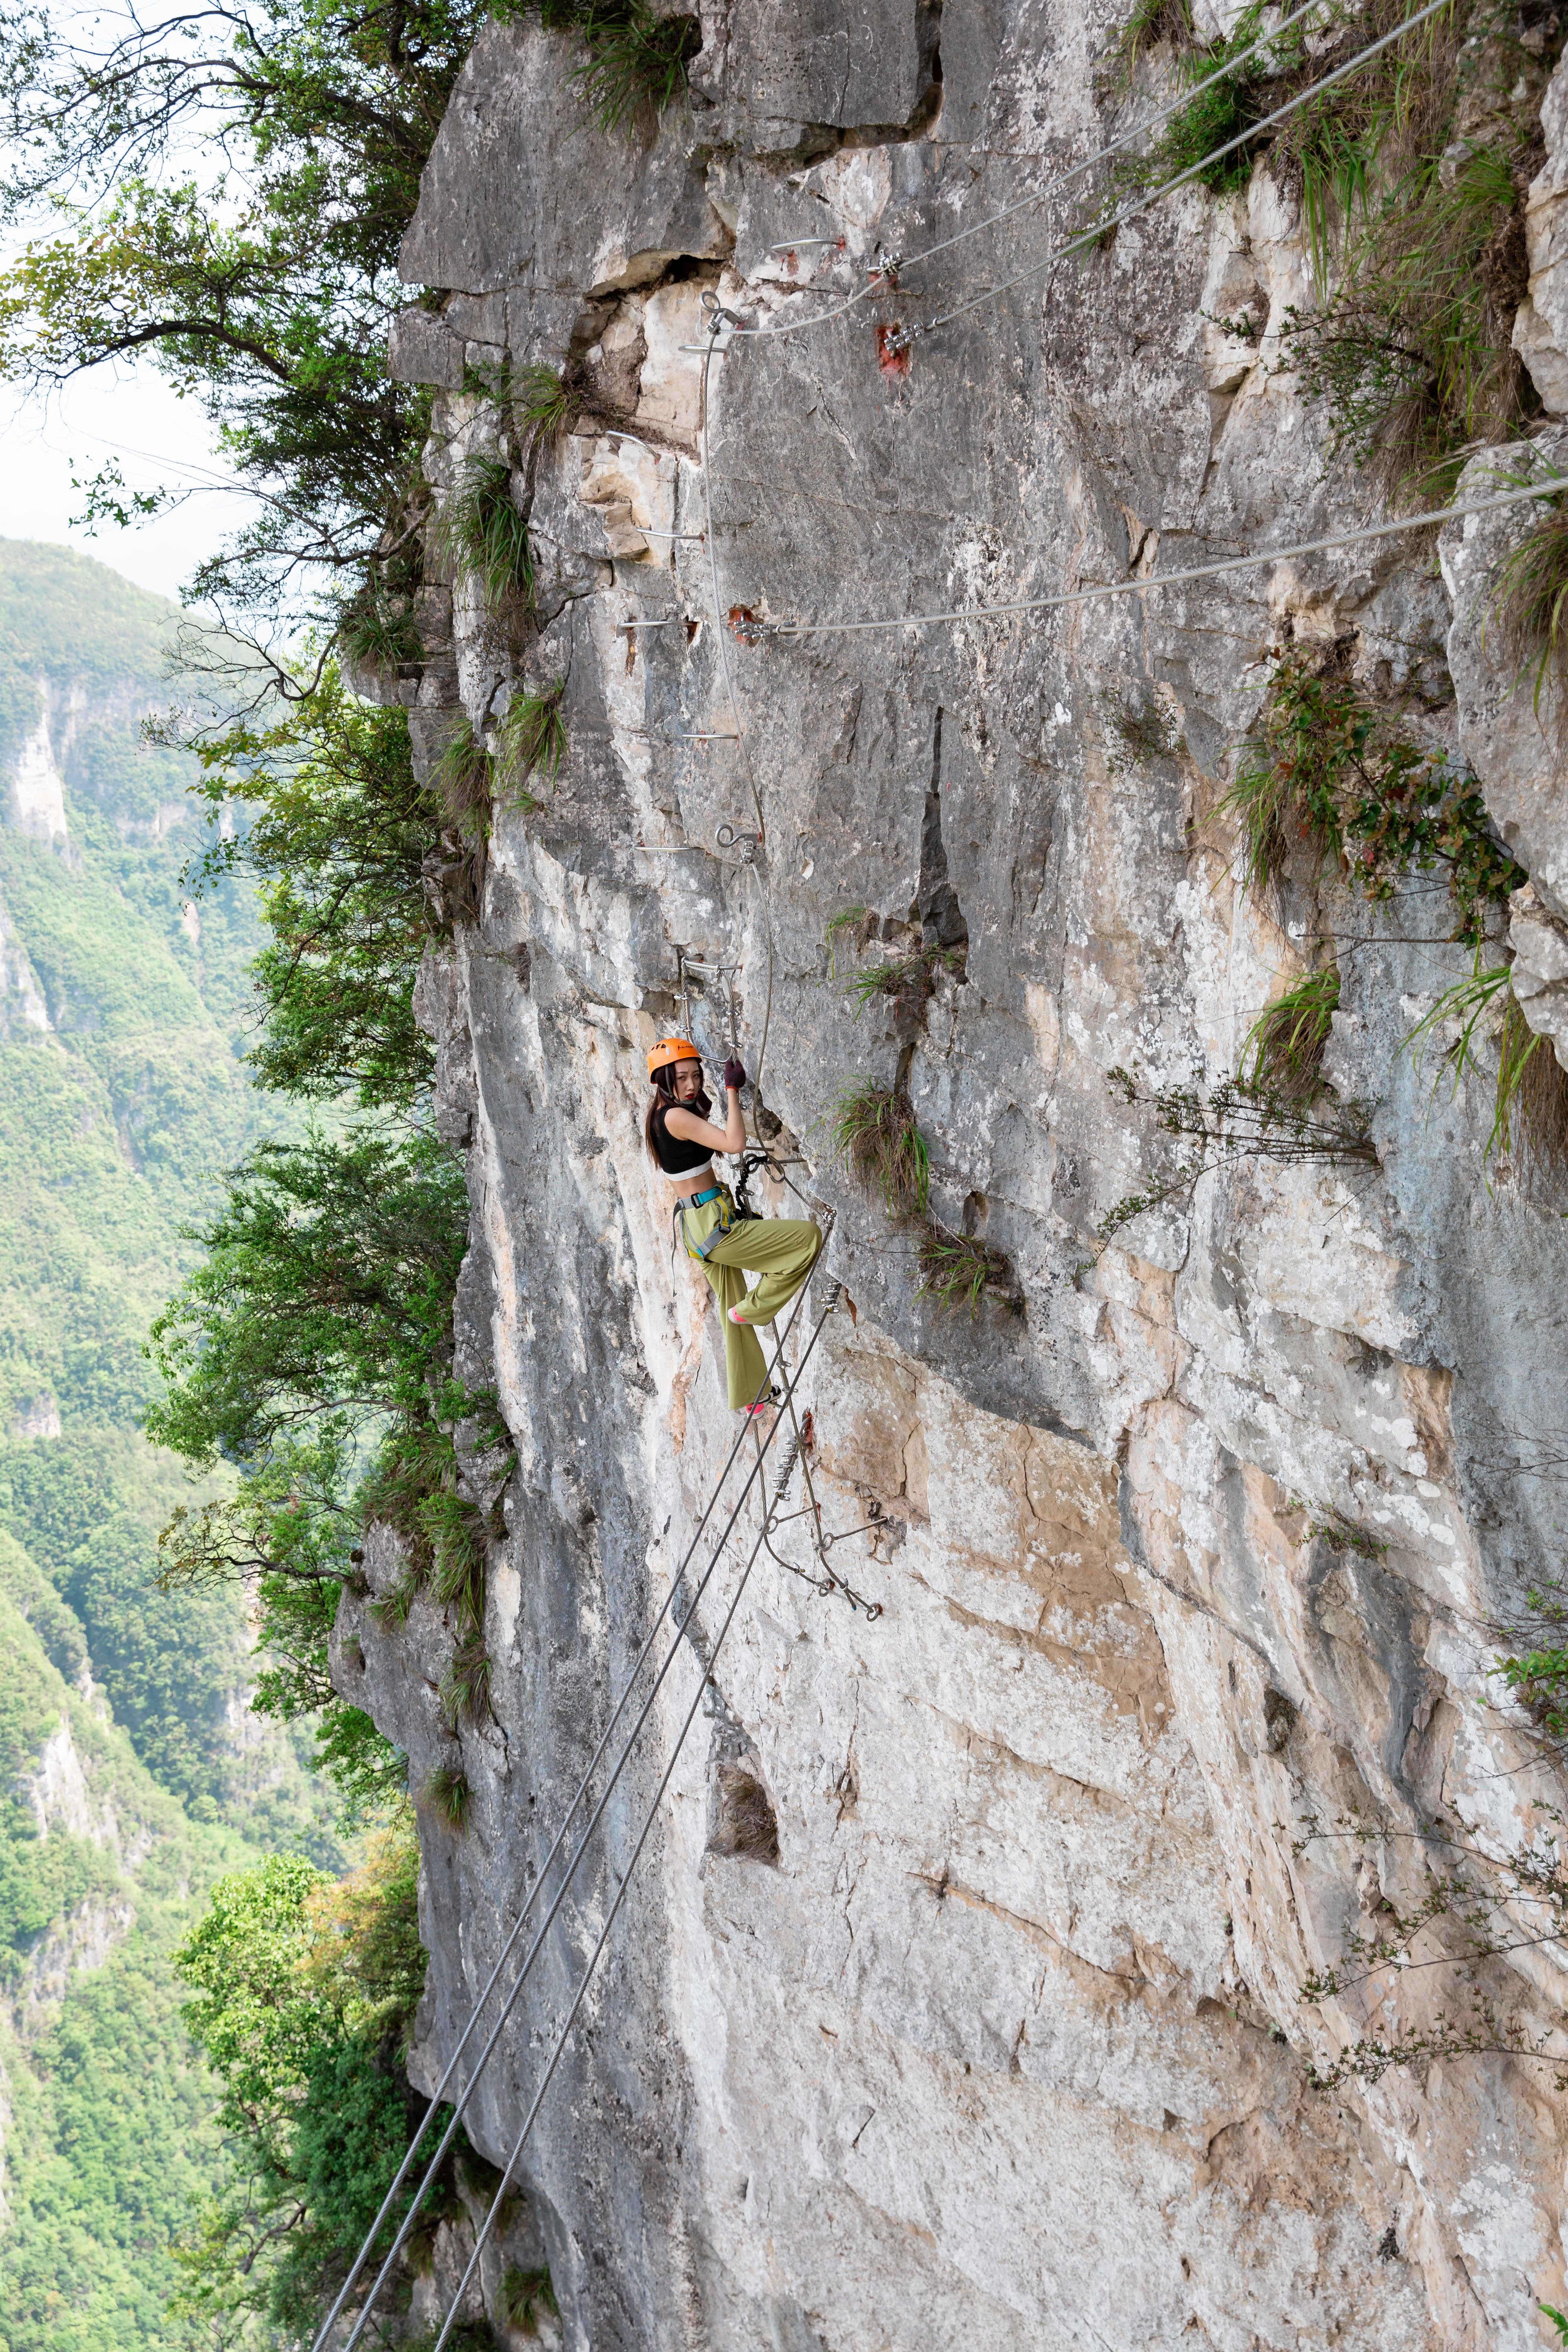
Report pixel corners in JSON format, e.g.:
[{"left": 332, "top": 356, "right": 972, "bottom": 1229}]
[{"left": 673, "top": 1177, "right": 758, "bottom": 1265}]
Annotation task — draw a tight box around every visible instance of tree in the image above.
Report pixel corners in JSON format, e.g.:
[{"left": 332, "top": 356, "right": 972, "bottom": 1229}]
[
  {"left": 0, "top": 0, "right": 477, "bottom": 630},
  {"left": 184, "top": 666, "right": 439, "bottom": 1111},
  {"left": 174, "top": 1820, "right": 462, "bottom": 2341}
]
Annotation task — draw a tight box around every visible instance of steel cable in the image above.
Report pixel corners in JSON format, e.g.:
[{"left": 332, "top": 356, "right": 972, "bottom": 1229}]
[
  {"left": 425, "top": 1289, "right": 843, "bottom": 2352},
  {"left": 312, "top": 1287, "right": 816, "bottom": 2352},
  {"left": 699, "top": 314, "right": 776, "bottom": 1112},
  {"left": 885, "top": 0, "right": 1452, "bottom": 353},
  {"left": 739, "top": 477, "right": 1565, "bottom": 638},
  {"left": 710, "top": 0, "right": 1329, "bottom": 345}
]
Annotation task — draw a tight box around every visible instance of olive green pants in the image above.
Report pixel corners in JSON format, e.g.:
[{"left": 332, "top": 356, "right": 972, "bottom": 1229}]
[{"left": 679, "top": 1198, "right": 824, "bottom": 1408}]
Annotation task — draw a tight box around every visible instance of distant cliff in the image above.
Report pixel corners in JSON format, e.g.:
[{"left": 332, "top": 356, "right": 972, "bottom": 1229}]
[{"left": 0, "top": 538, "right": 327, "bottom": 2352}]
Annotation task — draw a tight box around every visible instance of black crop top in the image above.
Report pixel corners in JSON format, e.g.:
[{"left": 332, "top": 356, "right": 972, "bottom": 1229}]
[{"left": 652, "top": 1100, "right": 714, "bottom": 1176}]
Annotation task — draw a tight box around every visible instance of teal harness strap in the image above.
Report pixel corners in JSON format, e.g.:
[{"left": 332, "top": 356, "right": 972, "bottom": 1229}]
[{"left": 675, "top": 1183, "right": 740, "bottom": 1264}]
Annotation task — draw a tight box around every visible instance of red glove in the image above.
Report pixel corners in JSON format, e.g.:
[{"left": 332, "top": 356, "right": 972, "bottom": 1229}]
[{"left": 722, "top": 1057, "right": 747, "bottom": 1091}]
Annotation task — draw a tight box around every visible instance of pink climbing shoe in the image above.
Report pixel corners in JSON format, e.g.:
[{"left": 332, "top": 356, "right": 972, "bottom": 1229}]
[{"left": 728, "top": 1304, "right": 750, "bottom": 1325}]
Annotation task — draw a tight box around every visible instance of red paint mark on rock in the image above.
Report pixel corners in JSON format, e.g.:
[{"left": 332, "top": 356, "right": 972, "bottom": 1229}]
[{"left": 875, "top": 325, "right": 910, "bottom": 379}]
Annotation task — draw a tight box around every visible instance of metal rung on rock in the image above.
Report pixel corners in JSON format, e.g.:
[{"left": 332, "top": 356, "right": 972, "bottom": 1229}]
[{"left": 772, "top": 1432, "right": 801, "bottom": 1496}]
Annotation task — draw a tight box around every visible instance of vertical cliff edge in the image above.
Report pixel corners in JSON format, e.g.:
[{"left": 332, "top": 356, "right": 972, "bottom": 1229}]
[{"left": 331, "top": 5, "right": 1568, "bottom": 2343}]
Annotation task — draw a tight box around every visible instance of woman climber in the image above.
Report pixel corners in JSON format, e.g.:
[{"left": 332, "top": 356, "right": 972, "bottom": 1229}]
[{"left": 645, "top": 1036, "right": 822, "bottom": 1416}]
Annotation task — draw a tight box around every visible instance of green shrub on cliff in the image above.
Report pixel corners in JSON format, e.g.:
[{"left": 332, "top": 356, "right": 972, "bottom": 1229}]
[
  {"left": 173, "top": 1816, "right": 470, "bottom": 2340},
  {"left": 1220, "top": 646, "right": 1525, "bottom": 944},
  {"left": 183, "top": 668, "right": 439, "bottom": 1113}
]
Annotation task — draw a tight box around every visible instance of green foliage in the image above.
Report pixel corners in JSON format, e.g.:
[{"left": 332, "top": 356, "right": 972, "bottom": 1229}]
[
  {"left": 0, "top": 1922, "right": 231, "bottom": 2352},
  {"left": 832, "top": 1081, "right": 931, "bottom": 1216},
  {"left": 173, "top": 1818, "right": 462, "bottom": 2338},
  {"left": 1109, "top": 0, "right": 1192, "bottom": 79},
  {"left": 1108, "top": 0, "right": 1302, "bottom": 200},
  {"left": 564, "top": 1, "right": 702, "bottom": 129},
  {"left": 146, "top": 1128, "right": 469, "bottom": 1469},
  {"left": 340, "top": 581, "right": 424, "bottom": 671},
  {"left": 439, "top": 1634, "right": 493, "bottom": 1731},
  {"left": 1401, "top": 953, "right": 1568, "bottom": 1185},
  {"left": 841, "top": 943, "right": 963, "bottom": 1021},
  {"left": 1280, "top": 142, "right": 1531, "bottom": 491},
  {"left": 0, "top": 1537, "right": 281, "bottom": 2352},
  {"left": 1106, "top": 0, "right": 1548, "bottom": 489},
  {"left": 494, "top": 682, "right": 567, "bottom": 806},
  {"left": 0, "top": 539, "right": 433, "bottom": 2348},
  {"left": 824, "top": 904, "right": 871, "bottom": 978},
  {"left": 1292, "top": 1802, "right": 1568, "bottom": 2088},
  {"left": 514, "top": 360, "right": 584, "bottom": 437},
  {"left": 0, "top": 0, "right": 480, "bottom": 621},
  {"left": 1486, "top": 464, "right": 1568, "bottom": 728},
  {"left": 0, "top": 1580, "right": 122, "bottom": 1970},
  {"left": 421, "top": 1762, "right": 471, "bottom": 1831},
  {"left": 1542, "top": 2305, "right": 1568, "bottom": 2345},
  {"left": 1293, "top": 1499, "right": 1390, "bottom": 1559},
  {"left": 431, "top": 715, "right": 495, "bottom": 837},
  {"left": 498, "top": 0, "right": 702, "bottom": 131},
  {"left": 185, "top": 664, "right": 439, "bottom": 1111},
  {"left": 156, "top": 1430, "right": 406, "bottom": 1820},
  {"left": 142, "top": 1114, "right": 478, "bottom": 1829},
  {"left": 1222, "top": 646, "right": 1526, "bottom": 945},
  {"left": 914, "top": 1226, "right": 1022, "bottom": 1318},
  {"left": 501, "top": 2263, "right": 560, "bottom": 2335},
  {"left": 1270, "top": 0, "right": 1548, "bottom": 490},
  {"left": 1239, "top": 963, "right": 1340, "bottom": 1105},
  {"left": 1096, "top": 1065, "right": 1378, "bottom": 1252},
  {"left": 443, "top": 455, "right": 534, "bottom": 610}
]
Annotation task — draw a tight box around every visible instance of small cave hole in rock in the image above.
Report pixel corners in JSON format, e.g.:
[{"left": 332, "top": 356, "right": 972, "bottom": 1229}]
[
  {"left": 1263, "top": 1687, "right": 1298, "bottom": 1750},
  {"left": 709, "top": 1764, "right": 780, "bottom": 1864}
]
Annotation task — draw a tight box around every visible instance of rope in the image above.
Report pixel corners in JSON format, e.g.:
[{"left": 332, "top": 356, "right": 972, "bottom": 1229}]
[
  {"left": 314, "top": 1286, "right": 818, "bottom": 2352},
  {"left": 745, "top": 478, "right": 1561, "bottom": 638},
  {"left": 424, "top": 1288, "right": 844, "bottom": 2352},
  {"left": 886, "top": 0, "right": 1452, "bottom": 353},
  {"left": 699, "top": 311, "right": 777, "bottom": 1118},
  {"left": 701, "top": 0, "right": 1329, "bottom": 347}
]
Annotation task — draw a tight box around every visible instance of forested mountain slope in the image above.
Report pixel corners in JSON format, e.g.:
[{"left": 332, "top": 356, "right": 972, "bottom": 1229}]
[{"left": 0, "top": 537, "right": 329, "bottom": 2350}]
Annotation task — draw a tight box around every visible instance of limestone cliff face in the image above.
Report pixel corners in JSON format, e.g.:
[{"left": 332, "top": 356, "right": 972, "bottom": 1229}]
[{"left": 339, "top": 7, "right": 1568, "bottom": 2345}]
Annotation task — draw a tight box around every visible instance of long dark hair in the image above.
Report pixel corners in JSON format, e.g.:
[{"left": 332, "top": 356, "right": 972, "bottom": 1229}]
[{"left": 644, "top": 1062, "right": 711, "bottom": 1164}]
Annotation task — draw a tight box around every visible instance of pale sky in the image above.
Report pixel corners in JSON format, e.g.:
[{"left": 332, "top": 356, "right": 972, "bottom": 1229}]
[{"left": 0, "top": 362, "right": 241, "bottom": 604}]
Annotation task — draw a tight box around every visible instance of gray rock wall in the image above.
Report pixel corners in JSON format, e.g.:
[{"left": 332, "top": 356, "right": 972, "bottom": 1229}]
[{"left": 341, "top": 7, "right": 1568, "bottom": 2345}]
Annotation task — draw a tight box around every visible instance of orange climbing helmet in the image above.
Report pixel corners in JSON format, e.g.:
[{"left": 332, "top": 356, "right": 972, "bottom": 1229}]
[{"left": 646, "top": 1035, "right": 702, "bottom": 1080}]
